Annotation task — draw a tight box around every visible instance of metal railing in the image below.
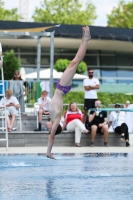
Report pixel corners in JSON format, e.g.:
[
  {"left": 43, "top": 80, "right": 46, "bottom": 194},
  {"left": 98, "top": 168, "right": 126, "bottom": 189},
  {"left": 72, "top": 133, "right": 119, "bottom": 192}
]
[{"left": 0, "top": 80, "right": 133, "bottom": 115}]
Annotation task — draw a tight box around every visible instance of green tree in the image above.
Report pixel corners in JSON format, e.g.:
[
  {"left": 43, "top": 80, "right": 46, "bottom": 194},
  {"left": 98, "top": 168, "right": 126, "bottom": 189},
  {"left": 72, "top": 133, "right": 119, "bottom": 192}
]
[
  {"left": 107, "top": 0, "right": 133, "bottom": 28},
  {"left": 32, "top": 0, "right": 97, "bottom": 25},
  {"left": 1, "top": 50, "right": 20, "bottom": 80},
  {"left": 54, "top": 59, "right": 87, "bottom": 74},
  {"left": 0, "top": 0, "right": 20, "bottom": 21}
]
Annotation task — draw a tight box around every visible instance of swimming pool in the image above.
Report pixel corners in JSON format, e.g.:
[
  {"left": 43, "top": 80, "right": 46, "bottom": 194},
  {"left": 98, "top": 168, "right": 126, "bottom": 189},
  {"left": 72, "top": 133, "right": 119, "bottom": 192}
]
[{"left": 0, "top": 153, "right": 133, "bottom": 200}]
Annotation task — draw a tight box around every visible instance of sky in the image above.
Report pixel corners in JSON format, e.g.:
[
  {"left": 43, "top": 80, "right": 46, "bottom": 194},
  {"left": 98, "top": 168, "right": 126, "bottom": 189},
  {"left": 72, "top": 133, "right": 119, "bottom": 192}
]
[{"left": 3, "top": 0, "right": 132, "bottom": 26}]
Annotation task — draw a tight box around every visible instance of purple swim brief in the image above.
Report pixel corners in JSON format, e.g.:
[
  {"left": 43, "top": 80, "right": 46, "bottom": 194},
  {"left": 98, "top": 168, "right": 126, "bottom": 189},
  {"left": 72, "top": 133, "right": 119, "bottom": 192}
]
[{"left": 56, "top": 79, "right": 72, "bottom": 94}]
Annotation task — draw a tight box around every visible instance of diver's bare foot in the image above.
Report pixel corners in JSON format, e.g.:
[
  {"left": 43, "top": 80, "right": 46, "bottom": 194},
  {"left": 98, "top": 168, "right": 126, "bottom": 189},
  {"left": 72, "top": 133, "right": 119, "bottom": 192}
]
[
  {"left": 82, "top": 26, "right": 91, "bottom": 41},
  {"left": 46, "top": 153, "right": 55, "bottom": 159}
]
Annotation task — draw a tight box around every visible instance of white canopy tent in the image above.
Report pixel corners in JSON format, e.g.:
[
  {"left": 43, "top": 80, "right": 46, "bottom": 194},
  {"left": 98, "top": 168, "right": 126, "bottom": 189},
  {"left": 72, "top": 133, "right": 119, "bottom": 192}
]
[{"left": 23, "top": 68, "right": 87, "bottom": 80}]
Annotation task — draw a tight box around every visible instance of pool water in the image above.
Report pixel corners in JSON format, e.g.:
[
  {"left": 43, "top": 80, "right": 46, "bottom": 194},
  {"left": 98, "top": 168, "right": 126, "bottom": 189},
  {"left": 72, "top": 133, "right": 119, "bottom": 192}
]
[{"left": 0, "top": 153, "right": 133, "bottom": 200}]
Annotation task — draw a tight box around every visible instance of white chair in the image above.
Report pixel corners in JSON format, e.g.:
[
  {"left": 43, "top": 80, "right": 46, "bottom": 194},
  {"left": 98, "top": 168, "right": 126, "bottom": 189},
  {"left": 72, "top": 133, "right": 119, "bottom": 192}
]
[
  {"left": 126, "top": 104, "right": 133, "bottom": 133},
  {"left": 13, "top": 108, "right": 22, "bottom": 131},
  {"left": 34, "top": 102, "right": 40, "bottom": 129},
  {"left": 1, "top": 108, "right": 22, "bottom": 131},
  {"left": 34, "top": 102, "right": 50, "bottom": 129}
]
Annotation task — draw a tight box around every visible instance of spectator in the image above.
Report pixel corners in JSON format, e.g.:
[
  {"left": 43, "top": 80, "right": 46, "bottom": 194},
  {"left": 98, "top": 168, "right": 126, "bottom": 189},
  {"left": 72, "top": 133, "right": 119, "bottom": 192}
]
[
  {"left": 125, "top": 100, "right": 130, "bottom": 108},
  {"left": 83, "top": 69, "right": 100, "bottom": 124},
  {"left": 108, "top": 103, "right": 130, "bottom": 147},
  {"left": 0, "top": 89, "right": 21, "bottom": 132},
  {"left": 62, "top": 102, "right": 89, "bottom": 147},
  {"left": 9, "top": 70, "right": 30, "bottom": 113},
  {"left": 0, "top": 42, "right": 2, "bottom": 56},
  {"left": 46, "top": 26, "right": 91, "bottom": 159},
  {"left": 89, "top": 100, "right": 109, "bottom": 147},
  {"left": 125, "top": 103, "right": 133, "bottom": 133},
  {"left": 34, "top": 90, "right": 51, "bottom": 131}
]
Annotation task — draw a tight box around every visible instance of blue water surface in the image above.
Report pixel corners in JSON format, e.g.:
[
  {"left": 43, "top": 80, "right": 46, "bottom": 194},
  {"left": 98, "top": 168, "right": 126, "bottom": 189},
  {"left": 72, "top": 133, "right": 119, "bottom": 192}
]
[{"left": 0, "top": 153, "right": 133, "bottom": 200}]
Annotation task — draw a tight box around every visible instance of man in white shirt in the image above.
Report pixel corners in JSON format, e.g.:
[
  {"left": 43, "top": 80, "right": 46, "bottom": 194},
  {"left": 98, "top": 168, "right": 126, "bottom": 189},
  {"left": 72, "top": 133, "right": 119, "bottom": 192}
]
[
  {"left": 83, "top": 69, "right": 100, "bottom": 124},
  {"left": 108, "top": 103, "right": 130, "bottom": 147},
  {"left": 34, "top": 90, "right": 51, "bottom": 131},
  {"left": 0, "top": 42, "right": 2, "bottom": 55},
  {"left": 0, "top": 89, "right": 21, "bottom": 132},
  {"left": 0, "top": 42, "right": 2, "bottom": 67}
]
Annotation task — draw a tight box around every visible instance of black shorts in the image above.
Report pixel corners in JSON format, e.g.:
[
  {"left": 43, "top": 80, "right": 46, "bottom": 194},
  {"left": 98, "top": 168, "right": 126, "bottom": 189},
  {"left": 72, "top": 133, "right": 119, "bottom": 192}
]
[
  {"left": 84, "top": 99, "right": 97, "bottom": 110},
  {"left": 90, "top": 124, "right": 103, "bottom": 134}
]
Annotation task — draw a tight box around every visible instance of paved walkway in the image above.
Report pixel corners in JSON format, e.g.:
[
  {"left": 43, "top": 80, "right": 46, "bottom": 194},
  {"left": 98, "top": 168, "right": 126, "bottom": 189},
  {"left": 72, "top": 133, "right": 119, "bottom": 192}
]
[
  {"left": 0, "top": 134, "right": 133, "bottom": 154},
  {"left": 0, "top": 146, "right": 133, "bottom": 154}
]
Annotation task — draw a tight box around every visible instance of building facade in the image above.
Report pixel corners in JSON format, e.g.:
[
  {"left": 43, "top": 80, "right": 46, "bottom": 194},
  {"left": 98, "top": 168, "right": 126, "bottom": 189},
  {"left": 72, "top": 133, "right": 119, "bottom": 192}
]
[{"left": 0, "top": 21, "right": 133, "bottom": 93}]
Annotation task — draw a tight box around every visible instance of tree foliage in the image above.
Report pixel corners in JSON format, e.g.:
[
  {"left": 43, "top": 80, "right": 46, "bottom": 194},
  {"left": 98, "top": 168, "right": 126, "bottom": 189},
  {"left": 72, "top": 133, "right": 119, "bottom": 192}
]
[
  {"left": 32, "top": 0, "right": 97, "bottom": 25},
  {"left": 1, "top": 50, "right": 20, "bottom": 80},
  {"left": 54, "top": 59, "right": 87, "bottom": 74},
  {"left": 0, "top": 0, "right": 20, "bottom": 21},
  {"left": 64, "top": 91, "right": 133, "bottom": 107},
  {"left": 107, "top": 0, "right": 133, "bottom": 28}
]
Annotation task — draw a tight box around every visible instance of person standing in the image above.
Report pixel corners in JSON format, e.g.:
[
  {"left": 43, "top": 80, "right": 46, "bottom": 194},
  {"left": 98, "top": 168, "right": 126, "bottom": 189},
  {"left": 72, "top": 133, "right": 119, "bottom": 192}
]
[
  {"left": 9, "top": 70, "right": 30, "bottom": 113},
  {"left": 83, "top": 69, "right": 100, "bottom": 124}
]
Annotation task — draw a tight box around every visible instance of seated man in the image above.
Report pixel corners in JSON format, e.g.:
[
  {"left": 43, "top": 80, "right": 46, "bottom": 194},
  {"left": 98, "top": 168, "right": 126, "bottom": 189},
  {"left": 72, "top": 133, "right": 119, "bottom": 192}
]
[
  {"left": 89, "top": 100, "right": 109, "bottom": 147},
  {"left": 34, "top": 90, "right": 51, "bottom": 131},
  {"left": 0, "top": 89, "right": 21, "bottom": 132},
  {"left": 108, "top": 103, "right": 130, "bottom": 147}
]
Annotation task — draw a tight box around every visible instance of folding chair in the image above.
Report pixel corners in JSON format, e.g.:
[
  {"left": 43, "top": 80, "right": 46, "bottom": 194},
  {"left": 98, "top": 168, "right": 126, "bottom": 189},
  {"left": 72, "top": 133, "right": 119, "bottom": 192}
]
[
  {"left": 13, "top": 108, "right": 22, "bottom": 131},
  {"left": 34, "top": 102, "right": 50, "bottom": 129}
]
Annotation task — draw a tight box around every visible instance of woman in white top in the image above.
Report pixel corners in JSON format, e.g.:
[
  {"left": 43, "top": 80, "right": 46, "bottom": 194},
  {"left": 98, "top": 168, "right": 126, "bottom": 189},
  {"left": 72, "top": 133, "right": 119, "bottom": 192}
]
[{"left": 108, "top": 103, "right": 130, "bottom": 147}]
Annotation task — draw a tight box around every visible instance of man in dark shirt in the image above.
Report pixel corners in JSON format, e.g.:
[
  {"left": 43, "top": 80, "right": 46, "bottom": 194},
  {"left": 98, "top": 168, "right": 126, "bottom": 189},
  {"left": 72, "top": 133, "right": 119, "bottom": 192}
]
[{"left": 89, "top": 100, "right": 109, "bottom": 147}]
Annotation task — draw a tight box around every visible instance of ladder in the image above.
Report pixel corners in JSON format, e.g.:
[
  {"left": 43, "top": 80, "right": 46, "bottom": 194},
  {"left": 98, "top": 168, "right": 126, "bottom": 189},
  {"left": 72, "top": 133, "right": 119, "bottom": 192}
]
[{"left": 0, "top": 43, "right": 8, "bottom": 150}]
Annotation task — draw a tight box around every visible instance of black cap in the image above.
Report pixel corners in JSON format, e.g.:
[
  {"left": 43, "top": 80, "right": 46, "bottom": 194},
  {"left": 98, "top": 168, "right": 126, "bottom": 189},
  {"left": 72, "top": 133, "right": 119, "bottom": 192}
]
[{"left": 115, "top": 103, "right": 121, "bottom": 107}]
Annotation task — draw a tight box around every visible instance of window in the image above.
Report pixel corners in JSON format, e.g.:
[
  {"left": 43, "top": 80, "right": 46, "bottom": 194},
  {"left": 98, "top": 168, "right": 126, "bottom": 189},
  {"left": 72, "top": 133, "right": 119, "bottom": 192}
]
[
  {"left": 20, "top": 55, "right": 35, "bottom": 64},
  {"left": 84, "top": 56, "right": 97, "bottom": 65},
  {"left": 20, "top": 47, "right": 36, "bottom": 53},
  {"left": 116, "top": 53, "right": 133, "bottom": 66},
  {"left": 2, "top": 46, "right": 18, "bottom": 53},
  {"left": 117, "top": 70, "right": 133, "bottom": 84},
  {"left": 101, "top": 70, "right": 117, "bottom": 84},
  {"left": 100, "top": 56, "right": 115, "bottom": 66}
]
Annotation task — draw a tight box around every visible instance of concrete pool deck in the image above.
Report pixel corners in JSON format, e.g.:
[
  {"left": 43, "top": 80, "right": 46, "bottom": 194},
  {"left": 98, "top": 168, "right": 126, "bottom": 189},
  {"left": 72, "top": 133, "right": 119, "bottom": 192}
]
[
  {"left": 0, "top": 146, "right": 133, "bottom": 154},
  {"left": 0, "top": 134, "right": 133, "bottom": 154}
]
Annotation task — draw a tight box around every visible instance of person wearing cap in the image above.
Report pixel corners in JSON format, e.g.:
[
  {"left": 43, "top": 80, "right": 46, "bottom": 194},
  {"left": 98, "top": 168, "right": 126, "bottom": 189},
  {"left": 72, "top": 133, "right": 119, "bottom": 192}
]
[
  {"left": 108, "top": 103, "right": 130, "bottom": 147},
  {"left": 125, "top": 100, "right": 130, "bottom": 108}
]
